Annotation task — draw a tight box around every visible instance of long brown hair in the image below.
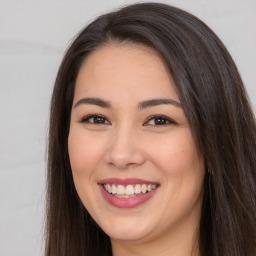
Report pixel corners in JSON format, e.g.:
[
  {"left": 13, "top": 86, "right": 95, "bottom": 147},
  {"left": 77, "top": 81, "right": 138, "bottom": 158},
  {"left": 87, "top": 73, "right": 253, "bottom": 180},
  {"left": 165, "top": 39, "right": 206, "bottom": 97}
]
[{"left": 46, "top": 3, "right": 256, "bottom": 256}]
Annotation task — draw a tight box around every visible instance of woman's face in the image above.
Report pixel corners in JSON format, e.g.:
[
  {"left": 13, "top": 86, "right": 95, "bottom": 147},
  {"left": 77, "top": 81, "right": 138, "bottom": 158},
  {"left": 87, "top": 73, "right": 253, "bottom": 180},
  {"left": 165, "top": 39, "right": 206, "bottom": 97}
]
[{"left": 68, "top": 44, "right": 205, "bottom": 244}]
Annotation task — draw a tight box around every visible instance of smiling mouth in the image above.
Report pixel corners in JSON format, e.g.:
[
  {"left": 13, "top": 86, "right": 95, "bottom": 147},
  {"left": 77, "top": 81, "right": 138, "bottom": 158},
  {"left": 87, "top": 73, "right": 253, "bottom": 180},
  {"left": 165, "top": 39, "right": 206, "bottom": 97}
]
[
  {"left": 98, "top": 178, "right": 160, "bottom": 208},
  {"left": 102, "top": 183, "right": 158, "bottom": 198}
]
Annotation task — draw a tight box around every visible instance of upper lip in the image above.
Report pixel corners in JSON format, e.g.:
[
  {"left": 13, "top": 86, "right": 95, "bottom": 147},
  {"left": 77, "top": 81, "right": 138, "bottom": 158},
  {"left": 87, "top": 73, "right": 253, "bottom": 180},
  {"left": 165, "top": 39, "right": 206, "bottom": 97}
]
[{"left": 98, "top": 178, "right": 159, "bottom": 185}]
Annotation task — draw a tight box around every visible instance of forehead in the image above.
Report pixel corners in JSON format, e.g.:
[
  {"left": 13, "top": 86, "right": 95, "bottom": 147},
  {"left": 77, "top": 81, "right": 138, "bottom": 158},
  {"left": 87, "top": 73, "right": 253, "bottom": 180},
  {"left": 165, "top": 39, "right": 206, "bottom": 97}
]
[{"left": 74, "top": 43, "right": 179, "bottom": 103}]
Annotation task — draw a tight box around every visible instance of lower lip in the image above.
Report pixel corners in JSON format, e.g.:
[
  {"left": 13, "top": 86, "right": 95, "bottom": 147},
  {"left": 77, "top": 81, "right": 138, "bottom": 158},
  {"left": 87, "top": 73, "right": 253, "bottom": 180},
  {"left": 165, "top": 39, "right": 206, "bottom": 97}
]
[{"left": 99, "top": 185, "right": 159, "bottom": 208}]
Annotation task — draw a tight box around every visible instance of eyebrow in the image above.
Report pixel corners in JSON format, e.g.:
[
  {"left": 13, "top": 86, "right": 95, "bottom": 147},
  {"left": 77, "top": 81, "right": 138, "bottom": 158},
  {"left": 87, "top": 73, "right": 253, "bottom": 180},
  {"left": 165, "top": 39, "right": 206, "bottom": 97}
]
[
  {"left": 74, "top": 97, "right": 112, "bottom": 108},
  {"left": 74, "top": 97, "right": 182, "bottom": 109},
  {"left": 138, "top": 98, "right": 182, "bottom": 109}
]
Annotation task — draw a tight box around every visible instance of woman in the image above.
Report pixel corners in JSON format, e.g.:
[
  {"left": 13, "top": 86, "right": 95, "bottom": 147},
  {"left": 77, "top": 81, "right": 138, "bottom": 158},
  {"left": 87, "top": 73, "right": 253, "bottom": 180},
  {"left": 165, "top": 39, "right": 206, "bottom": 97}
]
[{"left": 45, "top": 2, "right": 256, "bottom": 256}]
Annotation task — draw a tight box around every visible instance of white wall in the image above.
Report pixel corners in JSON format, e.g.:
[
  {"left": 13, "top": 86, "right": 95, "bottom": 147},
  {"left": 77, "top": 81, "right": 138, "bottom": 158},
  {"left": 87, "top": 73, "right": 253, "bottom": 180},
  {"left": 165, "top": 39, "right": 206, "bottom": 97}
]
[{"left": 0, "top": 1, "right": 255, "bottom": 255}]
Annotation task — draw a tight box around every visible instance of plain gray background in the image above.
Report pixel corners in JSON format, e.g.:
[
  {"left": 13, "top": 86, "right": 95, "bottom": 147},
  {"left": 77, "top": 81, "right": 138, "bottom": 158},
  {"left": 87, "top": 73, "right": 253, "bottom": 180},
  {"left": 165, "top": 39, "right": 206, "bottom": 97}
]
[{"left": 0, "top": 0, "right": 255, "bottom": 255}]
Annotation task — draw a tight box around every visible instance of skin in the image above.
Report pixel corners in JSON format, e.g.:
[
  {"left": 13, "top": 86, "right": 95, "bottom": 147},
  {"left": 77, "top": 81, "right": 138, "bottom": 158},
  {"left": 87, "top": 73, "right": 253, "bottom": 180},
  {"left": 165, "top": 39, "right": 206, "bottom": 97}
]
[{"left": 68, "top": 43, "right": 205, "bottom": 256}]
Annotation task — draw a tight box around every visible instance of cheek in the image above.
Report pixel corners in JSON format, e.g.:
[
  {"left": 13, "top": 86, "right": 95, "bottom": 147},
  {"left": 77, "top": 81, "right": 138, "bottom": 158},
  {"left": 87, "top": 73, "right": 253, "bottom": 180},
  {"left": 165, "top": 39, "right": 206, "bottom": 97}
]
[
  {"left": 148, "top": 129, "right": 203, "bottom": 177},
  {"left": 68, "top": 131, "right": 105, "bottom": 178},
  {"left": 149, "top": 131, "right": 205, "bottom": 224},
  {"left": 67, "top": 131, "right": 106, "bottom": 212}
]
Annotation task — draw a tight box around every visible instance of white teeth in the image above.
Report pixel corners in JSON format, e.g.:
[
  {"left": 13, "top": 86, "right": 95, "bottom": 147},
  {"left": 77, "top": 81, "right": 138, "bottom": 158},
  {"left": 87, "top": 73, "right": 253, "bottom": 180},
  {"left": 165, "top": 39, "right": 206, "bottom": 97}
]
[
  {"left": 115, "top": 194, "right": 136, "bottom": 198},
  {"left": 103, "top": 183, "right": 158, "bottom": 196},
  {"left": 135, "top": 184, "right": 142, "bottom": 194},
  {"left": 141, "top": 184, "right": 147, "bottom": 193},
  {"left": 105, "top": 184, "right": 112, "bottom": 193},
  {"left": 112, "top": 184, "right": 117, "bottom": 194},
  {"left": 117, "top": 185, "right": 125, "bottom": 195},
  {"left": 126, "top": 185, "right": 134, "bottom": 195}
]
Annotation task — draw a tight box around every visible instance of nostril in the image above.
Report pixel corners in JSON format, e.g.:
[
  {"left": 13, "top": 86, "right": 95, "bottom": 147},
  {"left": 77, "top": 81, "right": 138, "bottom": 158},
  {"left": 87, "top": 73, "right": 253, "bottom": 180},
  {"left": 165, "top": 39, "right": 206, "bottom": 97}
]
[{"left": 103, "top": 145, "right": 146, "bottom": 169}]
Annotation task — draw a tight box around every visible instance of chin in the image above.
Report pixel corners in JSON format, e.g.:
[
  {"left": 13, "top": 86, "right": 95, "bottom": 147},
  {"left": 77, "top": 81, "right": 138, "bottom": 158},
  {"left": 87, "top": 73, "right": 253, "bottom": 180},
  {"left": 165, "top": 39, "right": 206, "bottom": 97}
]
[
  {"left": 99, "top": 215, "right": 154, "bottom": 242},
  {"left": 106, "top": 228, "right": 150, "bottom": 242}
]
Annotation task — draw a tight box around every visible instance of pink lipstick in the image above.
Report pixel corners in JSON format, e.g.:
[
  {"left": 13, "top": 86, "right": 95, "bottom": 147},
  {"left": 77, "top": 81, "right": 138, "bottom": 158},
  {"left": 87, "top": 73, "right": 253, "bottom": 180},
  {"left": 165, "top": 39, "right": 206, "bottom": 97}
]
[{"left": 98, "top": 178, "right": 159, "bottom": 208}]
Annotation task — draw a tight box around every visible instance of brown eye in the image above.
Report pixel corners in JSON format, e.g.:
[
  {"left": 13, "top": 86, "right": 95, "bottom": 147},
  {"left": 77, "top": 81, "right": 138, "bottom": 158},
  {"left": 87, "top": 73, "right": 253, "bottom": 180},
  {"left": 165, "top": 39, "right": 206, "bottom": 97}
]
[
  {"left": 92, "top": 116, "right": 106, "bottom": 124},
  {"left": 144, "top": 115, "right": 176, "bottom": 126},
  {"left": 154, "top": 117, "right": 168, "bottom": 125},
  {"left": 81, "top": 115, "right": 111, "bottom": 125}
]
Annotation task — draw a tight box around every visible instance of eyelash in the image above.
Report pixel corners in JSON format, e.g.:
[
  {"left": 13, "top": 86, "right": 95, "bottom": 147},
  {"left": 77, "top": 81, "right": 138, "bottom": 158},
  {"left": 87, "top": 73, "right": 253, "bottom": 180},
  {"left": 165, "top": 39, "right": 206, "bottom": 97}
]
[
  {"left": 80, "top": 114, "right": 176, "bottom": 126},
  {"left": 144, "top": 115, "right": 176, "bottom": 126},
  {"left": 80, "top": 114, "right": 111, "bottom": 125}
]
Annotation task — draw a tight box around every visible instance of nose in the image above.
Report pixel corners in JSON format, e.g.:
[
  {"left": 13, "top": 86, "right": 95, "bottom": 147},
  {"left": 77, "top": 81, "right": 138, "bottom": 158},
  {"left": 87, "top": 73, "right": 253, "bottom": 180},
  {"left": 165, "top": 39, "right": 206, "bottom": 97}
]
[{"left": 103, "top": 127, "right": 146, "bottom": 170}]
